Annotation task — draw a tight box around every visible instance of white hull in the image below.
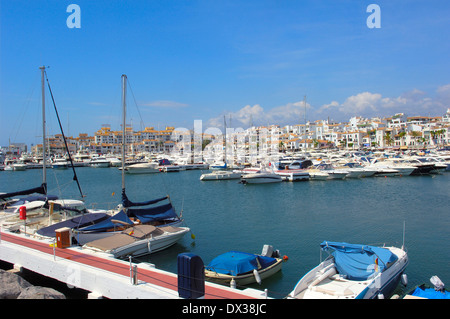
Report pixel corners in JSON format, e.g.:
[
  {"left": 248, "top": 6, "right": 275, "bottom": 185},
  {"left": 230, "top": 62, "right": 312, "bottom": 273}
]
[
  {"left": 125, "top": 163, "right": 160, "bottom": 174},
  {"left": 12, "top": 164, "right": 27, "bottom": 171},
  {"left": 200, "top": 171, "right": 241, "bottom": 180},
  {"left": 310, "top": 173, "right": 329, "bottom": 180},
  {"left": 83, "top": 226, "right": 190, "bottom": 258},
  {"left": 184, "top": 163, "right": 209, "bottom": 170},
  {"left": 90, "top": 162, "right": 110, "bottom": 168},
  {"left": 305, "top": 169, "right": 329, "bottom": 180},
  {"left": 241, "top": 173, "right": 282, "bottom": 184},
  {"left": 373, "top": 168, "right": 400, "bottom": 177},
  {"left": 74, "top": 218, "right": 185, "bottom": 245},
  {"left": 342, "top": 169, "right": 366, "bottom": 179},
  {"left": 112, "top": 227, "right": 189, "bottom": 258},
  {"left": 360, "top": 169, "right": 377, "bottom": 178},
  {"left": 161, "top": 165, "right": 181, "bottom": 172},
  {"left": 205, "top": 258, "right": 283, "bottom": 286},
  {"left": 325, "top": 171, "right": 347, "bottom": 180}
]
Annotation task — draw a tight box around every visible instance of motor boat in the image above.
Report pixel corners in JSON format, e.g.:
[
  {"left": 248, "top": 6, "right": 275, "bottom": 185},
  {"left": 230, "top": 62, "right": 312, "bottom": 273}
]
[
  {"left": 82, "top": 224, "right": 190, "bottom": 258},
  {"left": 52, "top": 158, "right": 69, "bottom": 169},
  {"left": 200, "top": 170, "right": 241, "bottom": 181},
  {"left": 240, "top": 163, "right": 282, "bottom": 184},
  {"left": 241, "top": 172, "right": 282, "bottom": 184},
  {"left": 205, "top": 245, "right": 283, "bottom": 286},
  {"left": 125, "top": 162, "right": 160, "bottom": 174},
  {"left": 306, "top": 169, "right": 330, "bottom": 180},
  {"left": 369, "top": 159, "right": 416, "bottom": 176},
  {"left": 289, "top": 241, "right": 408, "bottom": 299},
  {"left": 89, "top": 156, "right": 110, "bottom": 168},
  {"left": 340, "top": 162, "right": 377, "bottom": 178},
  {"left": 315, "top": 164, "right": 347, "bottom": 180},
  {"left": 404, "top": 276, "right": 450, "bottom": 299}
]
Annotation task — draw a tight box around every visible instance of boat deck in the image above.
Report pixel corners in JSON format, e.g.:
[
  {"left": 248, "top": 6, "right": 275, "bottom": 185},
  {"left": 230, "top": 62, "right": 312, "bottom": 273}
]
[
  {"left": 0, "top": 230, "right": 267, "bottom": 299},
  {"left": 305, "top": 275, "right": 367, "bottom": 299}
]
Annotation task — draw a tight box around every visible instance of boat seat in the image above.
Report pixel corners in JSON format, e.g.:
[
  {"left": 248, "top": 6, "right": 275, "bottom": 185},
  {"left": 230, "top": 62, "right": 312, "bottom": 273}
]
[
  {"left": 311, "top": 284, "right": 354, "bottom": 297},
  {"left": 160, "top": 226, "right": 183, "bottom": 233},
  {"left": 124, "top": 225, "right": 163, "bottom": 239},
  {"left": 84, "top": 234, "right": 137, "bottom": 251}
]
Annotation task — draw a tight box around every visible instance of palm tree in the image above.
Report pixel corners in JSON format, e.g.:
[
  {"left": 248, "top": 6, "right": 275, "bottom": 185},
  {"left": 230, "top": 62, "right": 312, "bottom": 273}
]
[{"left": 383, "top": 132, "right": 394, "bottom": 147}]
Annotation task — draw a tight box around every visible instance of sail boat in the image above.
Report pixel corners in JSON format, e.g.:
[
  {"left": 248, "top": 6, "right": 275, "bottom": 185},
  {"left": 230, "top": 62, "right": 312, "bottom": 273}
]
[
  {"left": 0, "top": 67, "right": 50, "bottom": 217},
  {"left": 79, "top": 75, "right": 190, "bottom": 258},
  {"left": 1, "top": 67, "right": 112, "bottom": 237},
  {"left": 1, "top": 67, "right": 96, "bottom": 227}
]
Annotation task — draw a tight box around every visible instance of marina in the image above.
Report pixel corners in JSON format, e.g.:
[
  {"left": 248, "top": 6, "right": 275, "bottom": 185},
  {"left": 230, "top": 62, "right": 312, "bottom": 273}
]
[
  {"left": 1, "top": 161, "right": 449, "bottom": 299},
  {"left": 2, "top": 0, "right": 450, "bottom": 305}
]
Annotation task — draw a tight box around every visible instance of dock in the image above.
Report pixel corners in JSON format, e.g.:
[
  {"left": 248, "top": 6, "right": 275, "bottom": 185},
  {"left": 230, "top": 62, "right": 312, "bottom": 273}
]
[{"left": 0, "top": 230, "right": 268, "bottom": 299}]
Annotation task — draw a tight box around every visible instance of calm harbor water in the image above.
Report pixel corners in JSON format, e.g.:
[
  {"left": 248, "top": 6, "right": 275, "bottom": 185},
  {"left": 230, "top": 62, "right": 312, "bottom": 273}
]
[{"left": 1, "top": 167, "right": 449, "bottom": 298}]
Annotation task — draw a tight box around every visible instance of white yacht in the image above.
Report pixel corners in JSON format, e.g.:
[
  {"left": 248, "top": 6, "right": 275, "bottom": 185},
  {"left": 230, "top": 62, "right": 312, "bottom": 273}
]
[
  {"left": 200, "top": 170, "right": 241, "bottom": 181},
  {"left": 52, "top": 158, "right": 69, "bottom": 169},
  {"left": 125, "top": 162, "right": 160, "bottom": 174},
  {"left": 240, "top": 164, "right": 282, "bottom": 184},
  {"left": 89, "top": 156, "right": 110, "bottom": 168}
]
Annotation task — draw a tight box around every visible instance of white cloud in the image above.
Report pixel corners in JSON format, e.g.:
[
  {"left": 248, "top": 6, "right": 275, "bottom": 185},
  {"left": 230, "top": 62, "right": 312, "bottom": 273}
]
[
  {"left": 207, "top": 100, "right": 311, "bottom": 129},
  {"left": 206, "top": 84, "right": 450, "bottom": 128},
  {"left": 317, "top": 85, "right": 450, "bottom": 119},
  {"left": 340, "top": 92, "right": 382, "bottom": 114}
]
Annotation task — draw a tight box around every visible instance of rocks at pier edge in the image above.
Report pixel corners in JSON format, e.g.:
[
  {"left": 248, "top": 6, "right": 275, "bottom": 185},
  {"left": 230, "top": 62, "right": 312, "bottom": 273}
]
[{"left": 0, "top": 269, "right": 65, "bottom": 299}]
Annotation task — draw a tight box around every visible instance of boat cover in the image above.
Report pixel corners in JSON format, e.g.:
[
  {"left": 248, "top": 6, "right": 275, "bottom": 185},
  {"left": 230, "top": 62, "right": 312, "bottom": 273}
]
[
  {"left": 0, "top": 183, "right": 47, "bottom": 200},
  {"left": 128, "top": 203, "right": 178, "bottom": 223},
  {"left": 3, "top": 194, "right": 58, "bottom": 207},
  {"left": 205, "top": 251, "right": 277, "bottom": 276},
  {"left": 320, "top": 241, "right": 399, "bottom": 281},
  {"left": 36, "top": 212, "right": 110, "bottom": 237},
  {"left": 121, "top": 189, "right": 168, "bottom": 207},
  {"left": 411, "top": 287, "right": 450, "bottom": 299},
  {"left": 78, "top": 210, "right": 133, "bottom": 232}
]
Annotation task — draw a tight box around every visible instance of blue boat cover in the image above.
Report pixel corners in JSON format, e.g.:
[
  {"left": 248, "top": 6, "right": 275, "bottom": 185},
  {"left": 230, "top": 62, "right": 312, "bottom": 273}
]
[
  {"left": 205, "top": 251, "right": 277, "bottom": 276},
  {"left": 122, "top": 189, "right": 168, "bottom": 208},
  {"left": 411, "top": 287, "right": 450, "bottom": 299},
  {"left": 320, "top": 241, "right": 399, "bottom": 281},
  {"left": 0, "top": 183, "right": 48, "bottom": 200},
  {"left": 128, "top": 203, "right": 178, "bottom": 223},
  {"left": 79, "top": 210, "right": 133, "bottom": 232},
  {"left": 36, "top": 212, "right": 110, "bottom": 237}
]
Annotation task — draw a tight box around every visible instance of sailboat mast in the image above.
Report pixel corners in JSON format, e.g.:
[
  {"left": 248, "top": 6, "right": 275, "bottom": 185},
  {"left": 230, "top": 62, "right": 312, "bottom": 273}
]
[
  {"left": 40, "top": 66, "right": 47, "bottom": 186},
  {"left": 224, "top": 115, "right": 226, "bottom": 166},
  {"left": 121, "top": 74, "right": 127, "bottom": 190}
]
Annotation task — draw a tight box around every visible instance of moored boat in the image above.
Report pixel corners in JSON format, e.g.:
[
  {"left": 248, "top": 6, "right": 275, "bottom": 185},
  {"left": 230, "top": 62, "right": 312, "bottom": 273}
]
[
  {"left": 52, "top": 158, "right": 69, "bottom": 169},
  {"left": 82, "top": 224, "right": 190, "bottom": 258},
  {"left": 241, "top": 172, "right": 282, "bottom": 184},
  {"left": 404, "top": 276, "right": 450, "bottom": 299},
  {"left": 205, "top": 245, "right": 283, "bottom": 286},
  {"left": 240, "top": 163, "right": 282, "bottom": 184},
  {"left": 79, "top": 75, "right": 189, "bottom": 257},
  {"left": 200, "top": 170, "right": 241, "bottom": 181},
  {"left": 125, "top": 162, "right": 160, "bottom": 174},
  {"left": 89, "top": 156, "right": 110, "bottom": 168},
  {"left": 289, "top": 241, "right": 408, "bottom": 299}
]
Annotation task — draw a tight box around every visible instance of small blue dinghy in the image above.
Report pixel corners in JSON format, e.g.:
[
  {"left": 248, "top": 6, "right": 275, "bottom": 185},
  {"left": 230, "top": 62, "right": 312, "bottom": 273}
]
[{"left": 204, "top": 245, "right": 283, "bottom": 286}]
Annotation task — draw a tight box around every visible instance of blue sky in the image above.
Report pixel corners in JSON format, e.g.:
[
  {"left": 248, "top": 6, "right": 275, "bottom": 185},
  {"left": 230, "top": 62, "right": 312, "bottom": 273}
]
[{"left": 1, "top": 0, "right": 450, "bottom": 147}]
